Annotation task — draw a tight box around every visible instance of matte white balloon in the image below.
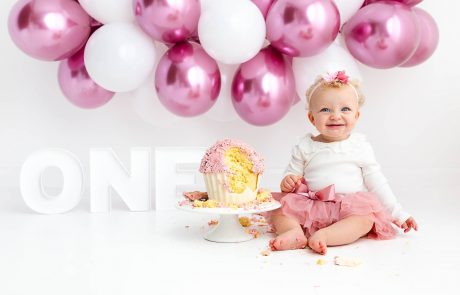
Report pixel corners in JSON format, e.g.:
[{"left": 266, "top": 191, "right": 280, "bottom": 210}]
[
  {"left": 79, "top": 0, "right": 135, "bottom": 24},
  {"left": 84, "top": 22, "right": 156, "bottom": 93},
  {"left": 198, "top": 0, "right": 266, "bottom": 64},
  {"left": 292, "top": 43, "right": 362, "bottom": 105},
  {"left": 333, "top": 0, "right": 365, "bottom": 26}
]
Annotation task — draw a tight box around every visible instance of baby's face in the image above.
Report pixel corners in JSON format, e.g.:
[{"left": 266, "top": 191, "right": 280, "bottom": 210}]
[{"left": 308, "top": 85, "right": 360, "bottom": 142}]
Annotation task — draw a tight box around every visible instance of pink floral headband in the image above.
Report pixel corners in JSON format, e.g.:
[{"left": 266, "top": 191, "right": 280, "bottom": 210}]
[
  {"left": 321, "top": 70, "right": 349, "bottom": 84},
  {"left": 307, "top": 70, "right": 359, "bottom": 107}
]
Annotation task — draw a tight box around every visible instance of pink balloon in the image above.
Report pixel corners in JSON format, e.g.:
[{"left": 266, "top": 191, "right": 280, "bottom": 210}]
[
  {"left": 400, "top": 7, "right": 438, "bottom": 67},
  {"left": 155, "top": 42, "right": 221, "bottom": 117},
  {"left": 8, "top": 0, "right": 91, "bottom": 61},
  {"left": 342, "top": 2, "right": 420, "bottom": 69},
  {"left": 134, "top": 0, "right": 201, "bottom": 44},
  {"left": 285, "top": 55, "right": 301, "bottom": 105},
  {"left": 90, "top": 17, "right": 102, "bottom": 28},
  {"left": 364, "top": 0, "right": 423, "bottom": 7},
  {"left": 266, "top": 0, "right": 340, "bottom": 57},
  {"left": 231, "top": 46, "right": 295, "bottom": 126},
  {"left": 251, "top": 0, "right": 275, "bottom": 19},
  {"left": 58, "top": 47, "right": 114, "bottom": 109}
]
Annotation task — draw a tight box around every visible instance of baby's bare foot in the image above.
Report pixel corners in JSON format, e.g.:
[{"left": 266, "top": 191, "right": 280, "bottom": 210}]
[
  {"left": 269, "top": 228, "right": 307, "bottom": 251},
  {"left": 308, "top": 231, "right": 328, "bottom": 255}
]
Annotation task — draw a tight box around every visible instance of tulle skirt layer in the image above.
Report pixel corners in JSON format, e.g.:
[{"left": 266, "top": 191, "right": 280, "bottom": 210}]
[{"left": 270, "top": 191, "right": 397, "bottom": 240}]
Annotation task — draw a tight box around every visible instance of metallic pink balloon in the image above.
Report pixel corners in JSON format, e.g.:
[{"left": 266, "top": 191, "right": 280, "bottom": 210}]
[
  {"left": 266, "top": 0, "right": 340, "bottom": 57},
  {"left": 134, "top": 0, "right": 201, "bottom": 44},
  {"left": 155, "top": 42, "right": 221, "bottom": 117},
  {"left": 342, "top": 2, "right": 420, "bottom": 69},
  {"left": 8, "top": 0, "right": 91, "bottom": 61},
  {"left": 90, "top": 18, "right": 102, "bottom": 28},
  {"left": 231, "top": 46, "right": 295, "bottom": 126},
  {"left": 58, "top": 46, "right": 114, "bottom": 109},
  {"left": 285, "top": 55, "right": 301, "bottom": 105},
  {"left": 251, "top": 0, "right": 275, "bottom": 19},
  {"left": 364, "top": 0, "right": 423, "bottom": 7},
  {"left": 400, "top": 7, "right": 438, "bottom": 67}
]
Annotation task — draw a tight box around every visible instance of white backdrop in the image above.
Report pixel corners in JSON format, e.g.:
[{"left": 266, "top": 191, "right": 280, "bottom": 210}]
[{"left": 1, "top": 0, "right": 459, "bottom": 209}]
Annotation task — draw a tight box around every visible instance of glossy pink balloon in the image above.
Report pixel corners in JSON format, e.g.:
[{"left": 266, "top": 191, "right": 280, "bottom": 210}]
[
  {"left": 231, "top": 46, "right": 295, "bottom": 126},
  {"left": 400, "top": 7, "right": 438, "bottom": 67},
  {"left": 266, "top": 0, "right": 340, "bottom": 57},
  {"left": 251, "top": 0, "right": 275, "bottom": 19},
  {"left": 285, "top": 55, "right": 301, "bottom": 105},
  {"left": 342, "top": 2, "right": 420, "bottom": 69},
  {"left": 8, "top": 0, "right": 91, "bottom": 61},
  {"left": 364, "top": 0, "right": 423, "bottom": 7},
  {"left": 134, "top": 0, "right": 201, "bottom": 44},
  {"left": 155, "top": 42, "right": 221, "bottom": 117},
  {"left": 58, "top": 47, "right": 114, "bottom": 109}
]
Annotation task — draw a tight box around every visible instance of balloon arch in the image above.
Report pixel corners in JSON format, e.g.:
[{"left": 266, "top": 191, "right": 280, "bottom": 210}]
[{"left": 8, "top": 0, "right": 438, "bottom": 126}]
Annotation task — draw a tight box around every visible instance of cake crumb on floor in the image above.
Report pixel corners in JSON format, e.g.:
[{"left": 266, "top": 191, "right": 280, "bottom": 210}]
[
  {"left": 316, "top": 259, "right": 327, "bottom": 265},
  {"left": 260, "top": 249, "right": 271, "bottom": 256},
  {"left": 208, "top": 219, "right": 219, "bottom": 226},
  {"left": 334, "top": 256, "right": 362, "bottom": 267}
]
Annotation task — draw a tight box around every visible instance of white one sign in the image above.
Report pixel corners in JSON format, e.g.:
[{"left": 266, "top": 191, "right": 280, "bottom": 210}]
[{"left": 19, "top": 147, "right": 206, "bottom": 214}]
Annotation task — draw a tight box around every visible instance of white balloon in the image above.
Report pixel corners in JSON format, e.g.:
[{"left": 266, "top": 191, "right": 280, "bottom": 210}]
[
  {"left": 333, "top": 0, "right": 365, "bottom": 27},
  {"left": 199, "top": 0, "right": 214, "bottom": 11},
  {"left": 204, "top": 62, "right": 239, "bottom": 122},
  {"left": 79, "top": 0, "right": 135, "bottom": 24},
  {"left": 292, "top": 43, "right": 362, "bottom": 105},
  {"left": 198, "top": 0, "right": 266, "bottom": 64},
  {"left": 84, "top": 23, "right": 157, "bottom": 93}
]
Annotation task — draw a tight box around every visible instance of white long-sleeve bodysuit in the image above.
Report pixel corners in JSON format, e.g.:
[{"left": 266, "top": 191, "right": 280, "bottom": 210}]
[{"left": 283, "top": 133, "right": 410, "bottom": 223}]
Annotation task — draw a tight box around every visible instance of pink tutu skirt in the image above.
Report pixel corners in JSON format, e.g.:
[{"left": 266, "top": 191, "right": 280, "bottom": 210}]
[{"left": 271, "top": 183, "right": 397, "bottom": 240}]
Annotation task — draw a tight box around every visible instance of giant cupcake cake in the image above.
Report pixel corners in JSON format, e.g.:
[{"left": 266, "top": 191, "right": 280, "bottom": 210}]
[{"left": 199, "top": 139, "right": 265, "bottom": 206}]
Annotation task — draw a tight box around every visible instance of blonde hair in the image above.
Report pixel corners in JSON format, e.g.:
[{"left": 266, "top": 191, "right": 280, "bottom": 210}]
[{"left": 305, "top": 77, "right": 365, "bottom": 110}]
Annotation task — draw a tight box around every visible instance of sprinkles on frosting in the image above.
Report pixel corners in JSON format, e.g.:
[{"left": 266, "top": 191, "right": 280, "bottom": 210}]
[{"left": 199, "top": 139, "right": 265, "bottom": 174}]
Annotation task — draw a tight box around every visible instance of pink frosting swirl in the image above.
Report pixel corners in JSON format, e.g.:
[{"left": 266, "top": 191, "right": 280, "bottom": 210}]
[{"left": 199, "top": 139, "right": 265, "bottom": 174}]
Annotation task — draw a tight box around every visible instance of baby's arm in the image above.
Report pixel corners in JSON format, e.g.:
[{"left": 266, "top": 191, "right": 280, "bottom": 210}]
[
  {"left": 360, "top": 143, "right": 415, "bottom": 228},
  {"left": 281, "top": 143, "right": 305, "bottom": 192}
]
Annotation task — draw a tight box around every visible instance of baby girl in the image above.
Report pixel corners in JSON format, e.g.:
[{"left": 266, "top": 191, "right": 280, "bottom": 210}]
[{"left": 269, "top": 71, "right": 418, "bottom": 254}]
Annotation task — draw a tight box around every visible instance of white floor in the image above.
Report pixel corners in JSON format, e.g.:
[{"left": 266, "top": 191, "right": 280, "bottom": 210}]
[{"left": 1, "top": 186, "right": 459, "bottom": 295}]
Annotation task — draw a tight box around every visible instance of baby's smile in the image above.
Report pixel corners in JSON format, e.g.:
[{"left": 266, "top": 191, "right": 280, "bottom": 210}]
[{"left": 326, "top": 123, "right": 345, "bottom": 128}]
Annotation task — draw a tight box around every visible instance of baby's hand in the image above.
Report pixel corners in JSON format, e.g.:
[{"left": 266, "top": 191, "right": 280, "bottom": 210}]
[
  {"left": 280, "top": 175, "right": 302, "bottom": 193},
  {"left": 394, "top": 217, "right": 418, "bottom": 233}
]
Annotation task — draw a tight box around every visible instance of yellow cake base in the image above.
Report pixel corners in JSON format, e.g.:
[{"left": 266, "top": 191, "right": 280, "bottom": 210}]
[{"left": 203, "top": 173, "right": 259, "bottom": 206}]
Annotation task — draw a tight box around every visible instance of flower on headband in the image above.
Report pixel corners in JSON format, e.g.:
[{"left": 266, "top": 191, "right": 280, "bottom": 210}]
[{"left": 321, "top": 70, "right": 349, "bottom": 84}]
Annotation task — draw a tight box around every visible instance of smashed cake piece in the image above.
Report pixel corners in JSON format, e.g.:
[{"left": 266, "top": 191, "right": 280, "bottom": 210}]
[
  {"left": 239, "top": 216, "right": 251, "bottom": 227},
  {"left": 246, "top": 228, "right": 261, "bottom": 238},
  {"left": 183, "top": 191, "right": 208, "bottom": 201},
  {"left": 192, "top": 199, "right": 217, "bottom": 208},
  {"left": 203, "top": 200, "right": 217, "bottom": 208},
  {"left": 316, "top": 259, "right": 327, "bottom": 265},
  {"left": 256, "top": 189, "right": 273, "bottom": 202},
  {"left": 208, "top": 219, "right": 219, "bottom": 226},
  {"left": 334, "top": 256, "right": 362, "bottom": 267},
  {"left": 192, "top": 200, "right": 204, "bottom": 208},
  {"left": 260, "top": 249, "right": 271, "bottom": 256}
]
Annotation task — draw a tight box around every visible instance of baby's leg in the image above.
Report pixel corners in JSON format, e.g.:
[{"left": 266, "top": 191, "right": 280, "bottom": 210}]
[
  {"left": 308, "top": 215, "right": 374, "bottom": 255},
  {"left": 269, "top": 209, "right": 307, "bottom": 251}
]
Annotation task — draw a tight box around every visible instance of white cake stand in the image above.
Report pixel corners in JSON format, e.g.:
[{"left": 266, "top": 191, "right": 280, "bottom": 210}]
[{"left": 176, "top": 200, "right": 281, "bottom": 243}]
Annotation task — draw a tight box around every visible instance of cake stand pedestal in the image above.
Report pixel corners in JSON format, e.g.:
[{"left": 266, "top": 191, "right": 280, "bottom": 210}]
[{"left": 176, "top": 200, "right": 281, "bottom": 243}]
